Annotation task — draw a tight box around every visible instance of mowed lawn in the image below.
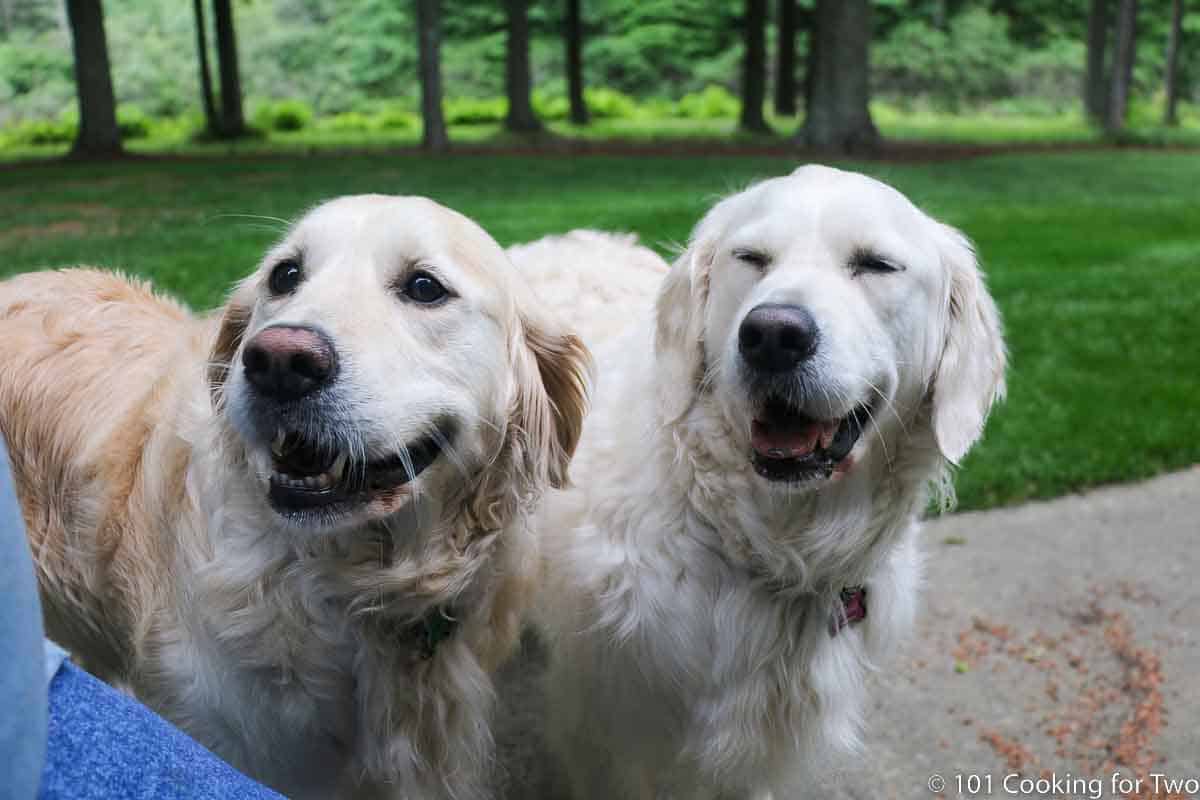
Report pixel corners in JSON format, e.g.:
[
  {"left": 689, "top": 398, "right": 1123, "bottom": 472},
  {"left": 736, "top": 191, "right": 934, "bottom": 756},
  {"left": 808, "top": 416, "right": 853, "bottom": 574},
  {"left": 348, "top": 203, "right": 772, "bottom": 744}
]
[{"left": 0, "top": 151, "right": 1196, "bottom": 511}]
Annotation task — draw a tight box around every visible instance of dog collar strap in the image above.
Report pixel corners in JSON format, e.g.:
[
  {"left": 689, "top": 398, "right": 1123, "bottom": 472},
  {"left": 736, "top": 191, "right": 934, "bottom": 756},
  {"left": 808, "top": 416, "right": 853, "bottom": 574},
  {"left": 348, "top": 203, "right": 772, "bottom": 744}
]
[
  {"left": 411, "top": 607, "right": 459, "bottom": 661},
  {"left": 828, "top": 586, "right": 867, "bottom": 637}
]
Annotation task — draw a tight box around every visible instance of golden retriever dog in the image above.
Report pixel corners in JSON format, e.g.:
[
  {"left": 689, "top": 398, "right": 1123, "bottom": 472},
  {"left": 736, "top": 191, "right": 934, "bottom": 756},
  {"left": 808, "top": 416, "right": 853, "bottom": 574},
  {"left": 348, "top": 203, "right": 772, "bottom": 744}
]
[
  {"left": 0, "top": 195, "right": 589, "bottom": 800},
  {"left": 509, "top": 165, "right": 1006, "bottom": 799}
]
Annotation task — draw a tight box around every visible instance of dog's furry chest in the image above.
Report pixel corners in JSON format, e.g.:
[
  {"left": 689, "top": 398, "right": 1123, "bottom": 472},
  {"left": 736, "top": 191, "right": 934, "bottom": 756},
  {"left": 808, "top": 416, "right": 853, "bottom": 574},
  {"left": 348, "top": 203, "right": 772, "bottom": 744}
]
[
  {"left": 150, "top": 579, "right": 362, "bottom": 797},
  {"left": 544, "top": 494, "right": 921, "bottom": 799},
  {"left": 647, "top": 569, "right": 830, "bottom": 726}
]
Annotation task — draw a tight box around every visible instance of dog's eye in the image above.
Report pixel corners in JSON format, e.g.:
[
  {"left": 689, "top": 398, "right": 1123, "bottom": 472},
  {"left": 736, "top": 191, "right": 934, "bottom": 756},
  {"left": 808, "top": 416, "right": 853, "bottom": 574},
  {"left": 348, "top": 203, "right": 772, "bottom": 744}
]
[
  {"left": 732, "top": 248, "right": 770, "bottom": 270},
  {"left": 850, "top": 249, "right": 904, "bottom": 276},
  {"left": 268, "top": 258, "right": 304, "bottom": 296},
  {"left": 400, "top": 271, "right": 450, "bottom": 305}
]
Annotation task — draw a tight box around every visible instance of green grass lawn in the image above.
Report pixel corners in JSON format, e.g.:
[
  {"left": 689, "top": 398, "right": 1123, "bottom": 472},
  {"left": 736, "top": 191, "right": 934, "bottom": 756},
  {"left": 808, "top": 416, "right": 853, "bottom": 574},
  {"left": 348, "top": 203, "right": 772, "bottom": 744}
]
[{"left": 0, "top": 151, "right": 1196, "bottom": 511}]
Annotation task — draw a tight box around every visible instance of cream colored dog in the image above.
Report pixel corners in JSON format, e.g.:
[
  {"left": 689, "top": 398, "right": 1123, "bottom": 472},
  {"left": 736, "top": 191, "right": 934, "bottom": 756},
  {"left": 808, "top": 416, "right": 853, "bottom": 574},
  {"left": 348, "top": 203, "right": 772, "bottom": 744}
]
[
  {"left": 0, "top": 195, "right": 589, "bottom": 799},
  {"left": 510, "top": 165, "right": 1006, "bottom": 799}
]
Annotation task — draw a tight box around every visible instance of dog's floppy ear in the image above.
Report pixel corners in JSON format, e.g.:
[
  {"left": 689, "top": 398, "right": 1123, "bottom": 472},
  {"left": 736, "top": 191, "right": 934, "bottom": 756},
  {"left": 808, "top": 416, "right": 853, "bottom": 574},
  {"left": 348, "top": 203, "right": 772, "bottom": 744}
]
[
  {"left": 464, "top": 306, "right": 590, "bottom": 535},
  {"left": 207, "top": 279, "right": 256, "bottom": 405},
  {"left": 655, "top": 237, "right": 713, "bottom": 423},
  {"left": 931, "top": 225, "right": 1007, "bottom": 464},
  {"left": 513, "top": 308, "right": 591, "bottom": 490}
]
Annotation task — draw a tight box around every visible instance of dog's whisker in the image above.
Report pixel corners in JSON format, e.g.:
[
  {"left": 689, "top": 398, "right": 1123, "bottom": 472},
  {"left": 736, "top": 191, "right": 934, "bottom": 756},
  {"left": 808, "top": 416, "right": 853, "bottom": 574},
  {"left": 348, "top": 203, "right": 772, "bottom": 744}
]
[
  {"left": 207, "top": 212, "right": 294, "bottom": 231},
  {"left": 863, "top": 377, "right": 908, "bottom": 437},
  {"left": 428, "top": 427, "right": 471, "bottom": 482}
]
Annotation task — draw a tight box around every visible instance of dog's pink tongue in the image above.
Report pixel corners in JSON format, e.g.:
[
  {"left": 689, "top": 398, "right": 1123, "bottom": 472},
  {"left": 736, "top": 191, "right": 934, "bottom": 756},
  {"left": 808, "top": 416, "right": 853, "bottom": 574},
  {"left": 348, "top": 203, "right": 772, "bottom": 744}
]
[{"left": 752, "top": 418, "right": 837, "bottom": 459}]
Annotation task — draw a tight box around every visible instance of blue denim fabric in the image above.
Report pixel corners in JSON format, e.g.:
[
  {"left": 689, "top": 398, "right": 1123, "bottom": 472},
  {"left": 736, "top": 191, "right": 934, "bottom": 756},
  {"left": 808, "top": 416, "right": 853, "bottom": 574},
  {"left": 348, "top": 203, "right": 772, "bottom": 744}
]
[
  {"left": 39, "top": 663, "right": 285, "bottom": 800},
  {"left": 0, "top": 441, "right": 46, "bottom": 800},
  {"left": 0, "top": 436, "right": 282, "bottom": 799}
]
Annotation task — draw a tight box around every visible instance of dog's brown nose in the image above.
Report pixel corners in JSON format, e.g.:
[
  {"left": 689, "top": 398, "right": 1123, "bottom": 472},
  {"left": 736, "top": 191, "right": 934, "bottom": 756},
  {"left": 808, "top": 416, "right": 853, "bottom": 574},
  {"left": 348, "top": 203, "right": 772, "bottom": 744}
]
[{"left": 242, "top": 325, "right": 337, "bottom": 401}]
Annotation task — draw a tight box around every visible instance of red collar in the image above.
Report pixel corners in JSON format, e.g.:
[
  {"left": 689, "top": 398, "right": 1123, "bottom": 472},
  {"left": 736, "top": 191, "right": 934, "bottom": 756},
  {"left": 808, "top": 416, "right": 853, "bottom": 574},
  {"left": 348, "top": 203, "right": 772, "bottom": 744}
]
[{"left": 829, "top": 586, "right": 867, "bottom": 636}]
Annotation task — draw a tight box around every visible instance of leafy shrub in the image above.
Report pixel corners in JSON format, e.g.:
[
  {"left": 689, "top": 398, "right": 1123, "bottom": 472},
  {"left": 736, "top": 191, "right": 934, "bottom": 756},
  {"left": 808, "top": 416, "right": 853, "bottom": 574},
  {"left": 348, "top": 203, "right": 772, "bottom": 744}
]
[
  {"left": 673, "top": 85, "right": 739, "bottom": 119},
  {"left": 317, "top": 107, "right": 415, "bottom": 133},
  {"left": 639, "top": 97, "right": 676, "bottom": 119},
  {"left": 582, "top": 88, "right": 638, "bottom": 119},
  {"left": 322, "top": 111, "right": 375, "bottom": 133},
  {"left": 874, "top": 9, "right": 1017, "bottom": 111},
  {"left": 0, "top": 40, "right": 73, "bottom": 98},
  {"left": 145, "top": 112, "right": 202, "bottom": 142},
  {"left": 2, "top": 115, "right": 77, "bottom": 146},
  {"left": 116, "top": 105, "right": 153, "bottom": 139},
  {"left": 252, "top": 99, "right": 314, "bottom": 132},
  {"left": 533, "top": 91, "right": 570, "bottom": 122},
  {"left": 375, "top": 106, "right": 417, "bottom": 130},
  {"left": 444, "top": 96, "right": 506, "bottom": 125},
  {"left": 1007, "top": 37, "right": 1085, "bottom": 112}
]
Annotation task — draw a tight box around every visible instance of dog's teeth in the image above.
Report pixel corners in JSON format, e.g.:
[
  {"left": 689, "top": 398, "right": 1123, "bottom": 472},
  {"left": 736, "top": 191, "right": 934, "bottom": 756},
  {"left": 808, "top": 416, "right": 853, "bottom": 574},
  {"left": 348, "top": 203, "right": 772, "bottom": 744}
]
[
  {"left": 330, "top": 453, "right": 348, "bottom": 481},
  {"left": 272, "top": 428, "right": 287, "bottom": 456},
  {"left": 303, "top": 476, "right": 316, "bottom": 488},
  {"left": 315, "top": 472, "right": 331, "bottom": 489}
]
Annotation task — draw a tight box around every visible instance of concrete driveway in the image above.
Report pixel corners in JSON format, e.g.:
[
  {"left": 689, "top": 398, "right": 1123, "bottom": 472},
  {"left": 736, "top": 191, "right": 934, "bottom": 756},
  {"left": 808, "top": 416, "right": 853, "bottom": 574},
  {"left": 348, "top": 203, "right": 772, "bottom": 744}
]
[{"left": 814, "top": 467, "right": 1200, "bottom": 800}]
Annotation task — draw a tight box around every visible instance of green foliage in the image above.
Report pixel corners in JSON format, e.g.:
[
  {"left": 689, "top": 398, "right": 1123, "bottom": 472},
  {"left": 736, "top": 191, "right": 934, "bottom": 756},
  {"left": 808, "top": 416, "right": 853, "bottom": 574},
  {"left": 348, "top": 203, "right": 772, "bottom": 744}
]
[
  {"left": 321, "top": 111, "right": 376, "bottom": 133},
  {"left": 673, "top": 85, "right": 740, "bottom": 119},
  {"left": 0, "top": 116, "right": 77, "bottom": 146},
  {"left": 532, "top": 92, "right": 570, "bottom": 122},
  {"left": 116, "top": 105, "right": 153, "bottom": 139},
  {"left": 1005, "top": 37, "right": 1086, "bottom": 111},
  {"left": 444, "top": 97, "right": 507, "bottom": 125},
  {"left": 0, "top": 38, "right": 72, "bottom": 96},
  {"left": 2, "top": 0, "right": 1198, "bottom": 133},
  {"left": 375, "top": 107, "right": 416, "bottom": 131},
  {"left": 0, "top": 35, "right": 75, "bottom": 124},
  {"left": 252, "top": 99, "right": 315, "bottom": 132},
  {"left": 313, "top": 105, "right": 415, "bottom": 134},
  {"left": 874, "top": 9, "right": 1019, "bottom": 111},
  {"left": 582, "top": 0, "right": 742, "bottom": 96},
  {"left": 582, "top": 88, "right": 638, "bottom": 119}
]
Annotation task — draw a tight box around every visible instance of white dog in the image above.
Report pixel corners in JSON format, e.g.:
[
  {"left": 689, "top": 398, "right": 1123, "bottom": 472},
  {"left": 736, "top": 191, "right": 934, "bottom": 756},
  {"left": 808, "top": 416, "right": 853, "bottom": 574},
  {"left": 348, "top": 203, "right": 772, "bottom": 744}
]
[
  {"left": 0, "top": 195, "right": 589, "bottom": 799},
  {"left": 509, "top": 165, "right": 1006, "bottom": 799}
]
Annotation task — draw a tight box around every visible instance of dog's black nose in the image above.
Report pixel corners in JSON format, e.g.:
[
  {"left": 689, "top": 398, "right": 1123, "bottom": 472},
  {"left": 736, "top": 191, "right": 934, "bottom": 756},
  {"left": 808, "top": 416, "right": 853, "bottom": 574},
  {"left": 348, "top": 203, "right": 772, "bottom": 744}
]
[
  {"left": 738, "top": 303, "right": 819, "bottom": 373},
  {"left": 242, "top": 325, "right": 337, "bottom": 401}
]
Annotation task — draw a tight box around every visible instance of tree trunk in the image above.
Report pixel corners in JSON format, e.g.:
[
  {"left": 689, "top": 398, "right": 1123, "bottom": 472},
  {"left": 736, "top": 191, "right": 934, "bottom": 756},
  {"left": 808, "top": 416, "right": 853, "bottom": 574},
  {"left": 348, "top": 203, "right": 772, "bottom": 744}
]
[
  {"left": 774, "top": 0, "right": 797, "bottom": 117},
  {"left": 800, "top": 0, "right": 877, "bottom": 152},
  {"left": 564, "top": 0, "right": 588, "bottom": 125},
  {"left": 416, "top": 0, "right": 449, "bottom": 151},
  {"left": 739, "top": 0, "right": 769, "bottom": 133},
  {"left": 1084, "top": 0, "right": 1111, "bottom": 123},
  {"left": 1105, "top": 0, "right": 1137, "bottom": 134},
  {"left": 504, "top": 0, "right": 542, "bottom": 133},
  {"left": 212, "top": 0, "right": 246, "bottom": 138},
  {"left": 65, "top": 0, "right": 122, "bottom": 158},
  {"left": 1164, "top": 0, "right": 1184, "bottom": 126},
  {"left": 193, "top": 0, "right": 218, "bottom": 136}
]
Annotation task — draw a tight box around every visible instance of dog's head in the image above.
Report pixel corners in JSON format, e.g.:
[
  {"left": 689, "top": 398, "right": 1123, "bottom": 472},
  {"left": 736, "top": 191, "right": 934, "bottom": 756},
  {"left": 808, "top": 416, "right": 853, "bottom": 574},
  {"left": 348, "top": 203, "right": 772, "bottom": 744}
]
[
  {"left": 208, "top": 195, "right": 589, "bottom": 534},
  {"left": 656, "top": 165, "right": 1005, "bottom": 489}
]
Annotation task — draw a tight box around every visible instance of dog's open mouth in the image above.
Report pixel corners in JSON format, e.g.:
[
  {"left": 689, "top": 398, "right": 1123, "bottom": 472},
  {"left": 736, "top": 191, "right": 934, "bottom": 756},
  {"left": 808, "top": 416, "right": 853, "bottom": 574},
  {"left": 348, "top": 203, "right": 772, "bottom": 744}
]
[
  {"left": 750, "top": 397, "right": 871, "bottom": 483},
  {"left": 266, "top": 427, "right": 449, "bottom": 513}
]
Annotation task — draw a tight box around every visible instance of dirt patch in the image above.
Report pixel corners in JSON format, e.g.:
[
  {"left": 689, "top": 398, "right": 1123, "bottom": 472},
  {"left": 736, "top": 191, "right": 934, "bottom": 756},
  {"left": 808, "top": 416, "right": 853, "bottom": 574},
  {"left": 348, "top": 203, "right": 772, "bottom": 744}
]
[
  {"left": 0, "top": 219, "right": 93, "bottom": 242},
  {"left": 960, "top": 584, "right": 1183, "bottom": 800},
  {"left": 48, "top": 202, "right": 119, "bottom": 218}
]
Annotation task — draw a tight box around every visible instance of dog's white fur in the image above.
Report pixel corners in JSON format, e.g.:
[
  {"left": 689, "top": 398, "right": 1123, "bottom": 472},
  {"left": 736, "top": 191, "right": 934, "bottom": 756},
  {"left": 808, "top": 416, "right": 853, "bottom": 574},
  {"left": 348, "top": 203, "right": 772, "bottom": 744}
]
[
  {"left": 0, "top": 195, "right": 589, "bottom": 799},
  {"left": 510, "top": 165, "right": 1006, "bottom": 799}
]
